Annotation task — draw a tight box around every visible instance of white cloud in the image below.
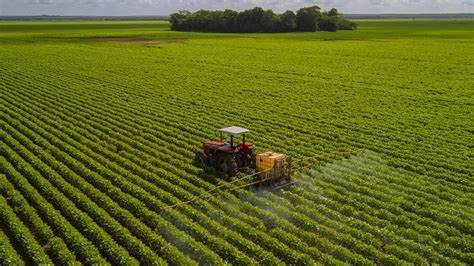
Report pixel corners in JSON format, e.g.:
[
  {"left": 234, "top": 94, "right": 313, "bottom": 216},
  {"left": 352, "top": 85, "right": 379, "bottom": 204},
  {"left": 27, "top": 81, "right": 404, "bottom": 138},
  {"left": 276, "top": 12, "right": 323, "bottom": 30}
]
[{"left": 1, "top": 0, "right": 473, "bottom": 16}]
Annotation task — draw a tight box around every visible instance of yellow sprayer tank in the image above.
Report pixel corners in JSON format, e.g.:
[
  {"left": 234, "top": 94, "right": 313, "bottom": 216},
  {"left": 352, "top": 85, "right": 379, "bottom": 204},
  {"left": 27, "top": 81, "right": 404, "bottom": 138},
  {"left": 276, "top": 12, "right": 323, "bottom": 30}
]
[
  {"left": 255, "top": 151, "right": 292, "bottom": 187},
  {"left": 256, "top": 151, "right": 286, "bottom": 172}
]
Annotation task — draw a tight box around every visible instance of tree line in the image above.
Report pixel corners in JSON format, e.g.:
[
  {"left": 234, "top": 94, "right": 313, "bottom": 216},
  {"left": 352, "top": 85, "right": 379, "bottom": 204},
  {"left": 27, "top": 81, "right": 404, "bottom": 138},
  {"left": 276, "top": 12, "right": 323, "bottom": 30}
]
[{"left": 170, "top": 6, "right": 357, "bottom": 33}]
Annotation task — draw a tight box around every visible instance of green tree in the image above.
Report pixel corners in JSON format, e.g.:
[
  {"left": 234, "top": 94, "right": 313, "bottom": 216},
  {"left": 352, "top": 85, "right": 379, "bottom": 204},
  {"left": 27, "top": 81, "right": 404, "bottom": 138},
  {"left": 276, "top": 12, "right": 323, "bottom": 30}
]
[
  {"left": 234, "top": 7, "right": 278, "bottom": 33},
  {"left": 278, "top": 10, "right": 297, "bottom": 32},
  {"left": 328, "top": 8, "right": 339, "bottom": 17},
  {"left": 261, "top": 9, "right": 280, "bottom": 32},
  {"left": 319, "top": 13, "right": 338, "bottom": 32},
  {"left": 169, "top": 10, "right": 190, "bottom": 31},
  {"left": 222, "top": 9, "right": 238, "bottom": 32},
  {"left": 169, "top": 6, "right": 355, "bottom": 33},
  {"left": 296, "top": 6, "right": 321, "bottom": 32}
]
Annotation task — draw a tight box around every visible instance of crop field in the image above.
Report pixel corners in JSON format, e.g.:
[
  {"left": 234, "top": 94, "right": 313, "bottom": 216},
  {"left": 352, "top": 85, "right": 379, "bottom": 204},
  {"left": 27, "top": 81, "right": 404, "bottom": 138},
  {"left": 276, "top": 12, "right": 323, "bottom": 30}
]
[{"left": 0, "top": 19, "right": 473, "bottom": 265}]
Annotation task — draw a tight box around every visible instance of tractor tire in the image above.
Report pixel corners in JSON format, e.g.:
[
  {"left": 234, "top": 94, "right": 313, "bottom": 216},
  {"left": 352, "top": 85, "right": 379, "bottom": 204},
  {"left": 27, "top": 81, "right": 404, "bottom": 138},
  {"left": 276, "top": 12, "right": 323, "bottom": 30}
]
[{"left": 216, "top": 153, "right": 237, "bottom": 180}]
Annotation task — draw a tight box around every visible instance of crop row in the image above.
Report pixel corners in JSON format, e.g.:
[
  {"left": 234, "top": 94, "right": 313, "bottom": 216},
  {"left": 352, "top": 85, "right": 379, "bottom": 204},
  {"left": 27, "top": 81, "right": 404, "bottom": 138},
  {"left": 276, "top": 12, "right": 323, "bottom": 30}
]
[
  {"left": 2, "top": 68, "right": 470, "bottom": 209},
  {"left": 297, "top": 176, "right": 472, "bottom": 262},
  {"left": 0, "top": 75, "right": 348, "bottom": 264},
  {"left": 0, "top": 75, "right": 466, "bottom": 264},
  {"left": 0, "top": 174, "right": 77, "bottom": 264},
  {"left": 0, "top": 189, "right": 51, "bottom": 264},
  {"left": 284, "top": 180, "right": 467, "bottom": 264},
  {"left": 5, "top": 62, "right": 472, "bottom": 184},
  {"left": 0, "top": 74, "right": 404, "bottom": 264},
  {"left": 0, "top": 70, "right": 380, "bottom": 264},
  {"left": 50, "top": 54, "right": 472, "bottom": 182},
  {"left": 28, "top": 66, "right": 470, "bottom": 195},
  {"left": 0, "top": 154, "right": 107, "bottom": 265},
  {"left": 0, "top": 87, "right": 322, "bottom": 264},
  {"left": 0, "top": 70, "right": 374, "bottom": 262},
  {"left": 6, "top": 62, "right": 470, "bottom": 187},
  {"left": 0, "top": 112, "right": 225, "bottom": 264},
  {"left": 1, "top": 46, "right": 472, "bottom": 266},
  {"left": 0, "top": 223, "right": 24, "bottom": 265}
]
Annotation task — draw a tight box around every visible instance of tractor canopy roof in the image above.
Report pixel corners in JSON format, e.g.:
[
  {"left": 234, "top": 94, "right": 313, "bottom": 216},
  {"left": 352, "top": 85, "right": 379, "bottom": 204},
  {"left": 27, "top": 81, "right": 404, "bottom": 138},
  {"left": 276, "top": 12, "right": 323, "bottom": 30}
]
[{"left": 219, "top": 126, "right": 249, "bottom": 136}]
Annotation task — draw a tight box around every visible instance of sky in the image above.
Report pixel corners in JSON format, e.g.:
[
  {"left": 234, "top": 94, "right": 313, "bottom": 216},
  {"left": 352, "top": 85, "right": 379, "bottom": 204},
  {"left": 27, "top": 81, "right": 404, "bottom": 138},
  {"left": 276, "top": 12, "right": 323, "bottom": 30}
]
[{"left": 1, "top": 0, "right": 473, "bottom": 16}]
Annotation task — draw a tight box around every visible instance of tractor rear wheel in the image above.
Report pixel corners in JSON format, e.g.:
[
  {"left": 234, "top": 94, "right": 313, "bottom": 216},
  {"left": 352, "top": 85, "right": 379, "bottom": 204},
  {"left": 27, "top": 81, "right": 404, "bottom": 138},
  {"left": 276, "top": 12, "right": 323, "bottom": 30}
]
[{"left": 216, "top": 153, "right": 237, "bottom": 180}]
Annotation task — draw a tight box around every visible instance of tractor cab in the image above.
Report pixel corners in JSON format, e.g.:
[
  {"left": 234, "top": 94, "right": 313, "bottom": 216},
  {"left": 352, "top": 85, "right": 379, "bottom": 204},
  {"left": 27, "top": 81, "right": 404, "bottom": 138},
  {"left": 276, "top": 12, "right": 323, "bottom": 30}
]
[
  {"left": 219, "top": 126, "right": 249, "bottom": 146},
  {"left": 217, "top": 126, "right": 253, "bottom": 153},
  {"left": 202, "top": 127, "right": 253, "bottom": 154}
]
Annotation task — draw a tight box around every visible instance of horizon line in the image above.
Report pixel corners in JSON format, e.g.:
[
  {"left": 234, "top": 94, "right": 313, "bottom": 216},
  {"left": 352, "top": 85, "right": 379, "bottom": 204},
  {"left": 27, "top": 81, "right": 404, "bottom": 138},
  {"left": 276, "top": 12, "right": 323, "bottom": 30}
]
[{"left": 1, "top": 13, "right": 474, "bottom": 17}]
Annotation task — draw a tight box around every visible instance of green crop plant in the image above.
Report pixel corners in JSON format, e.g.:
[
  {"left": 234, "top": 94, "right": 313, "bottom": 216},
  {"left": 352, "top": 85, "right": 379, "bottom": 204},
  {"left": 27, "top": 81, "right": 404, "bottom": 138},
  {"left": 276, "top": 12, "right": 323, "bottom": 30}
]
[{"left": 0, "top": 19, "right": 472, "bottom": 265}]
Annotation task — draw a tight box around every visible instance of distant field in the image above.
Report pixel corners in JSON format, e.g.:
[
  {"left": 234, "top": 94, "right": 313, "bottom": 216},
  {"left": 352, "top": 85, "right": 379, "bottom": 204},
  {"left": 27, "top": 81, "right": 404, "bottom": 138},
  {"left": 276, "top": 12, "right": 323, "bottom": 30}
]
[{"left": 0, "top": 19, "right": 473, "bottom": 264}]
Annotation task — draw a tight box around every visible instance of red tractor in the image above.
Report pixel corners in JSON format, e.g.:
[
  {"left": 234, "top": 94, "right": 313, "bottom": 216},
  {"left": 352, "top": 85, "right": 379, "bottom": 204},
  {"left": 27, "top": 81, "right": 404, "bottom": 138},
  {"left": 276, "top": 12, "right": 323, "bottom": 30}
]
[
  {"left": 195, "top": 126, "right": 256, "bottom": 179},
  {"left": 195, "top": 126, "right": 295, "bottom": 190}
]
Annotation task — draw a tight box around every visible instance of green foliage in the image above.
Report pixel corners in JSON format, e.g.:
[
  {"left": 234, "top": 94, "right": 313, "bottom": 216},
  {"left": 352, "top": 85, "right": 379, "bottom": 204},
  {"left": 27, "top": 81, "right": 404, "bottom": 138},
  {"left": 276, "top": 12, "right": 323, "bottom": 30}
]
[
  {"left": 0, "top": 19, "right": 472, "bottom": 265},
  {"left": 278, "top": 10, "right": 297, "bottom": 32},
  {"left": 0, "top": 174, "right": 77, "bottom": 264},
  {"left": 170, "top": 6, "right": 355, "bottom": 33},
  {"left": 0, "top": 224, "right": 24, "bottom": 265},
  {"left": 0, "top": 193, "right": 52, "bottom": 264},
  {"left": 296, "top": 6, "right": 321, "bottom": 32}
]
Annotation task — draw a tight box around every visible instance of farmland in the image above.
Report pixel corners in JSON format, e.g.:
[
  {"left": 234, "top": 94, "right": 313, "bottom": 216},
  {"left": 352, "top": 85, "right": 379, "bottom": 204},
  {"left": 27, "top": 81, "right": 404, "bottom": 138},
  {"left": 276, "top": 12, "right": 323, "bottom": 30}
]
[{"left": 0, "top": 19, "right": 473, "bottom": 264}]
